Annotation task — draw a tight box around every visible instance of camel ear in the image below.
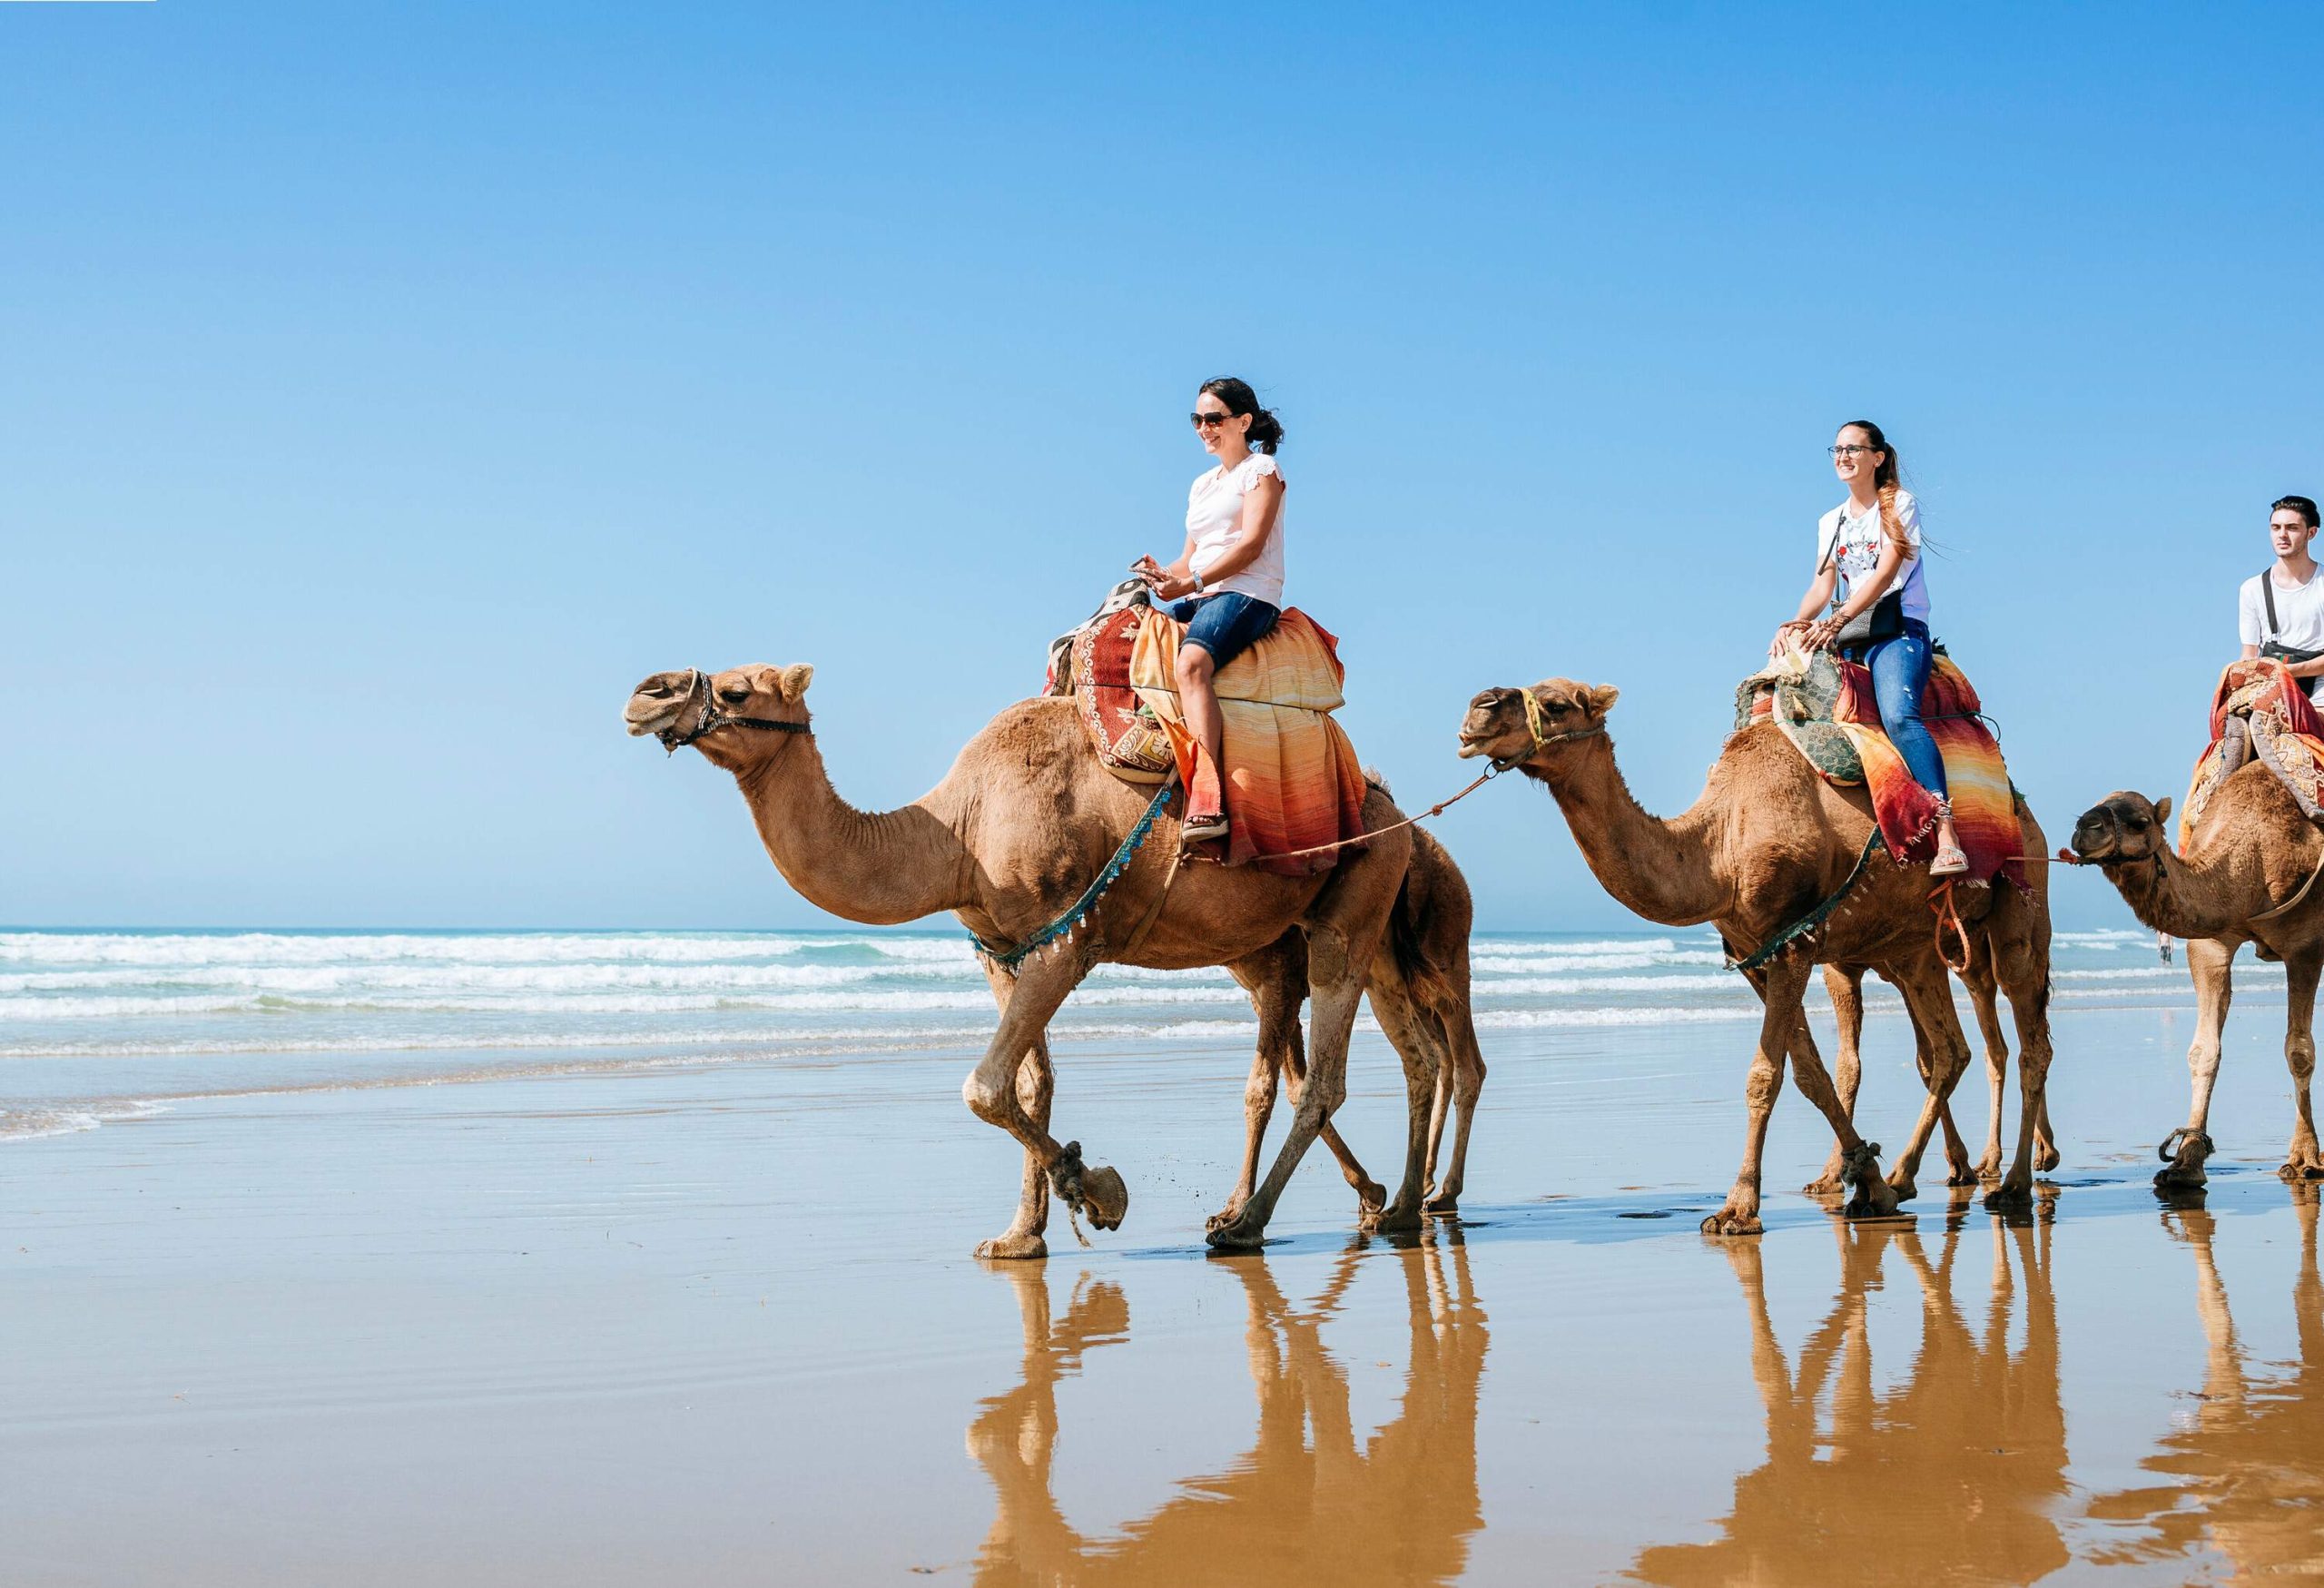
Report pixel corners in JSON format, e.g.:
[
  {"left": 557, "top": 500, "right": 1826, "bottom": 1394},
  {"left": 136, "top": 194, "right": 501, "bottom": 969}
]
[
  {"left": 780, "top": 664, "right": 814, "bottom": 701},
  {"left": 2153, "top": 795, "right": 2171, "bottom": 827},
  {"left": 1587, "top": 685, "right": 1620, "bottom": 718}
]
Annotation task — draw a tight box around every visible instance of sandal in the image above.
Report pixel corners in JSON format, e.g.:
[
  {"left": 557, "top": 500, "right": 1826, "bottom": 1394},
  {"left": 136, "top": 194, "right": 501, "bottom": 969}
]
[
  {"left": 1183, "top": 812, "right": 1229, "bottom": 843},
  {"left": 1930, "top": 842, "right": 1969, "bottom": 877}
]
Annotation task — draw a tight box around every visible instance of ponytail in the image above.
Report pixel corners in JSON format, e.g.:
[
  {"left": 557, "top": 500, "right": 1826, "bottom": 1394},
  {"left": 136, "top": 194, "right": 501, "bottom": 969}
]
[
  {"left": 1844, "top": 419, "right": 1912, "bottom": 559},
  {"left": 1199, "top": 376, "right": 1284, "bottom": 455}
]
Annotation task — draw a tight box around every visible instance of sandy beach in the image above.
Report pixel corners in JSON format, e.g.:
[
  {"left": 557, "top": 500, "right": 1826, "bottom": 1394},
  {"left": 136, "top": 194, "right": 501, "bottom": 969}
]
[{"left": 7, "top": 964, "right": 2322, "bottom": 1585}]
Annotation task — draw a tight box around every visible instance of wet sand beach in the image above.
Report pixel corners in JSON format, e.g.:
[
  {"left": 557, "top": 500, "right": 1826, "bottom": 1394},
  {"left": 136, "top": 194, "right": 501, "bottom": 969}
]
[{"left": 7, "top": 984, "right": 2324, "bottom": 1584}]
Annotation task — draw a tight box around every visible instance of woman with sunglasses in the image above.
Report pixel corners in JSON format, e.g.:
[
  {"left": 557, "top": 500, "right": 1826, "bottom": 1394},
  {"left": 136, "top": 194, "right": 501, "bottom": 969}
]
[
  {"left": 1770, "top": 419, "right": 1965, "bottom": 876},
  {"left": 1131, "top": 377, "right": 1287, "bottom": 843}
]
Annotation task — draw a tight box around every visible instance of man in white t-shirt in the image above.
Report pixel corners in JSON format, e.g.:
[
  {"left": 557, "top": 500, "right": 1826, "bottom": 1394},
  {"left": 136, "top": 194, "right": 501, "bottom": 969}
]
[{"left": 2238, "top": 494, "right": 2324, "bottom": 705}]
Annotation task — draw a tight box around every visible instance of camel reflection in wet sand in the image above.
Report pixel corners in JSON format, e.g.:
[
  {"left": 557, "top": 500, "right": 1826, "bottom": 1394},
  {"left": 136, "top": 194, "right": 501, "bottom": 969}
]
[
  {"left": 2085, "top": 1187, "right": 2324, "bottom": 1578},
  {"left": 968, "top": 1228, "right": 1486, "bottom": 1586},
  {"left": 1632, "top": 1208, "right": 2071, "bottom": 1586}
]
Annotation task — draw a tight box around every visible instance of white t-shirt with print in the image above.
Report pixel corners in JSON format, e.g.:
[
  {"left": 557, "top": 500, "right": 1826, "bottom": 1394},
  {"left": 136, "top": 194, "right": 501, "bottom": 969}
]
[
  {"left": 1814, "top": 488, "right": 1929, "bottom": 623},
  {"left": 1187, "top": 452, "right": 1285, "bottom": 606},
  {"left": 2239, "top": 565, "right": 2324, "bottom": 702}
]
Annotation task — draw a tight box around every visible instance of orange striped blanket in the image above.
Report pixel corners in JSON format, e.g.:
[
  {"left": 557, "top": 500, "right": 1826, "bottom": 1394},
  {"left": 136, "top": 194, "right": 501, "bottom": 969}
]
[
  {"left": 1744, "top": 647, "right": 2024, "bottom": 890},
  {"left": 2181, "top": 658, "right": 2324, "bottom": 844},
  {"left": 1113, "top": 608, "right": 1369, "bottom": 875}
]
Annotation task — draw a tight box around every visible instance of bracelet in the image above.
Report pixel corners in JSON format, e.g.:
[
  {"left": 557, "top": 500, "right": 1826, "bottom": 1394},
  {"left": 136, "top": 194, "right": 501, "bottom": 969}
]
[{"left": 1191, "top": 570, "right": 1206, "bottom": 594}]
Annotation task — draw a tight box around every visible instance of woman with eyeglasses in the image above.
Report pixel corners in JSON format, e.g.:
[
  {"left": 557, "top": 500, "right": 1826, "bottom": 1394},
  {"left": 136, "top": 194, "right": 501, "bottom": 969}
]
[
  {"left": 1770, "top": 419, "right": 1965, "bottom": 875},
  {"left": 1131, "top": 377, "right": 1288, "bottom": 843}
]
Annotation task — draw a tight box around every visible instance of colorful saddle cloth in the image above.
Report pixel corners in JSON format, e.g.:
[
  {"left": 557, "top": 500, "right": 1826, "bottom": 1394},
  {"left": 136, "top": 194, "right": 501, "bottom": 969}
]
[
  {"left": 1737, "top": 646, "right": 2026, "bottom": 891},
  {"left": 1051, "top": 596, "right": 1367, "bottom": 875},
  {"left": 2181, "top": 658, "right": 2324, "bottom": 844}
]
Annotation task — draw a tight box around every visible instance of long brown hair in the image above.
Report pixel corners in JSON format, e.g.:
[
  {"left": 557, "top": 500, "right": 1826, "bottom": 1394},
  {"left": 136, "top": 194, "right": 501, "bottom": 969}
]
[{"left": 1841, "top": 419, "right": 1912, "bottom": 558}]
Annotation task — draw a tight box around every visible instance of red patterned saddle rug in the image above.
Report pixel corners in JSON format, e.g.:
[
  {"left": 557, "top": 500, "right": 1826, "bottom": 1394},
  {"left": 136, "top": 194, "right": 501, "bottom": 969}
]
[{"left": 1069, "top": 606, "right": 1176, "bottom": 783}]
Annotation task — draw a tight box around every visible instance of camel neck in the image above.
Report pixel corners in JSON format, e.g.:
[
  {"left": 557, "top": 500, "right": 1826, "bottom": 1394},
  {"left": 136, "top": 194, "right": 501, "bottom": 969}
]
[
  {"left": 1535, "top": 736, "right": 1727, "bottom": 927},
  {"left": 2112, "top": 847, "right": 2238, "bottom": 942},
  {"left": 734, "top": 736, "right": 973, "bottom": 925}
]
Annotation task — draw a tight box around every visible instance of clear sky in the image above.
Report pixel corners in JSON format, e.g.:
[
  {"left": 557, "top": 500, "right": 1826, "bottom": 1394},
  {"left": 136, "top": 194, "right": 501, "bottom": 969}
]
[{"left": 5, "top": 3, "right": 2319, "bottom": 932}]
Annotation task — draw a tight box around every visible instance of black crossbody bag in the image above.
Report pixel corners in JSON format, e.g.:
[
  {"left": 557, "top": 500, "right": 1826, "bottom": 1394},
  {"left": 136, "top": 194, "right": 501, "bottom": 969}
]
[
  {"left": 2258, "top": 569, "right": 2324, "bottom": 666},
  {"left": 1822, "top": 510, "right": 1906, "bottom": 648}
]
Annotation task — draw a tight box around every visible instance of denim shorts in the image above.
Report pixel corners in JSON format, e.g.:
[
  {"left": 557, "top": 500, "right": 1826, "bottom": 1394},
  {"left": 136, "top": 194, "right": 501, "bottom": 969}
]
[{"left": 1166, "top": 591, "right": 1280, "bottom": 669}]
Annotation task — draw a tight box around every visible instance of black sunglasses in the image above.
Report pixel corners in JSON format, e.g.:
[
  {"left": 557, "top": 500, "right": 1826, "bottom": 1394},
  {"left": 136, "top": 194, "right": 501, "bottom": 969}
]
[{"left": 1190, "top": 410, "right": 1236, "bottom": 429}]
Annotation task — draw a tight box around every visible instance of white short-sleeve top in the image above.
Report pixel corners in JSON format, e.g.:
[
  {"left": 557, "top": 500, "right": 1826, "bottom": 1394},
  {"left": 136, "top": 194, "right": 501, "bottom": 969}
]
[
  {"left": 1187, "top": 452, "right": 1285, "bottom": 606},
  {"left": 1814, "top": 488, "right": 1929, "bottom": 623}
]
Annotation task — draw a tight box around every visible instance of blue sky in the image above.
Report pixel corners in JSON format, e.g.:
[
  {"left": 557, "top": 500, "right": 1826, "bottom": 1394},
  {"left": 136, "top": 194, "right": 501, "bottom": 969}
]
[{"left": 4, "top": 2, "right": 2319, "bottom": 931}]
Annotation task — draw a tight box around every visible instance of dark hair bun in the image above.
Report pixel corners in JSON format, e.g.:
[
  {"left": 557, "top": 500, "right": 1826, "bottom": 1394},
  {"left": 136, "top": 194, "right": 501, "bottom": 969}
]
[{"left": 1199, "top": 376, "right": 1285, "bottom": 454}]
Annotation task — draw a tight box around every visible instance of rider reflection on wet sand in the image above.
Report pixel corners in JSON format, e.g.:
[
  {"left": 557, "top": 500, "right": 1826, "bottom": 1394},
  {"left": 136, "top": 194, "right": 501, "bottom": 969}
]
[{"left": 966, "top": 1227, "right": 1488, "bottom": 1586}]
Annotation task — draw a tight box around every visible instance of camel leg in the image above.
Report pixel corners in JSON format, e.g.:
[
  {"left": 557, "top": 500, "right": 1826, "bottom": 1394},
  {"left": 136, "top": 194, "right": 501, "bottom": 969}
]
[
  {"left": 1882, "top": 955, "right": 1976, "bottom": 1203},
  {"left": 1207, "top": 924, "right": 1370, "bottom": 1250},
  {"left": 1358, "top": 958, "right": 1440, "bottom": 1233},
  {"left": 961, "top": 951, "right": 1112, "bottom": 1259},
  {"left": 1966, "top": 968, "right": 2012, "bottom": 1184},
  {"left": 1423, "top": 1001, "right": 1486, "bottom": 1215},
  {"left": 980, "top": 962, "right": 1058, "bottom": 1258},
  {"left": 1986, "top": 929, "right": 2057, "bottom": 1207},
  {"left": 2160, "top": 936, "right": 2235, "bottom": 1189},
  {"left": 2280, "top": 952, "right": 2324, "bottom": 1180},
  {"left": 1804, "top": 965, "right": 1866, "bottom": 1196}
]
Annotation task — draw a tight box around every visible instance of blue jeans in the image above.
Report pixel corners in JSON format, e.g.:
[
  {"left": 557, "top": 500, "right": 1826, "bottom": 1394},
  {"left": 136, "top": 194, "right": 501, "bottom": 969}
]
[
  {"left": 1845, "top": 619, "right": 1949, "bottom": 803},
  {"left": 1166, "top": 591, "right": 1280, "bottom": 669}
]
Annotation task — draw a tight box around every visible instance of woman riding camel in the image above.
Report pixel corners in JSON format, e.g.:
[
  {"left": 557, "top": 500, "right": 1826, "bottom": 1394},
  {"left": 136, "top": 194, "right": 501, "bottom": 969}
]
[
  {"left": 1132, "top": 377, "right": 1287, "bottom": 843},
  {"left": 1770, "top": 419, "right": 1967, "bottom": 876}
]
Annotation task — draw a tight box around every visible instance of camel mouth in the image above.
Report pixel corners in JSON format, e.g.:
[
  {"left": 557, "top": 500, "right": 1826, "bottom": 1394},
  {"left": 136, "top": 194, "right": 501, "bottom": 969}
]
[
  {"left": 1456, "top": 692, "right": 1519, "bottom": 761},
  {"left": 625, "top": 671, "right": 703, "bottom": 738}
]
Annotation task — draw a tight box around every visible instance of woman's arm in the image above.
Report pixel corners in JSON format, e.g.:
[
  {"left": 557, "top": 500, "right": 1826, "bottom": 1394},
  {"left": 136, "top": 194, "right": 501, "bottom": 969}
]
[
  {"left": 1136, "top": 529, "right": 1204, "bottom": 594},
  {"left": 1149, "top": 475, "right": 1283, "bottom": 598},
  {"left": 1770, "top": 564, "right": 1839, "bottom": 655},
  {"left": 1801, "top": 538, "right": 1906, "bottom": 650}
]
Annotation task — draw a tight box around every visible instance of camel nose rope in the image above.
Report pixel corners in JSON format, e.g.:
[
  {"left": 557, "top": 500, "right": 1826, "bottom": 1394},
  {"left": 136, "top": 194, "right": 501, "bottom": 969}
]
[{"left": 1928, "top": 879, "right": 1973, "bottom": 973}]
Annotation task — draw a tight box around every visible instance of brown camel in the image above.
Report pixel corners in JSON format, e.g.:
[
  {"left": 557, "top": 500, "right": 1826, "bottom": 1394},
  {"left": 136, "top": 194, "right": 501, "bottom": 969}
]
[
  {"left": 1458, "top": 678, "right": 2055, "bottom": 1234},
  {"left": 2071, "top": 775, "right": 2324, "bottom": 1184},
  {"left": 1634, "top": 1214, "right": 2068, "bottom": 1585},
  {"left": 967, "top": 1230, "right": 1487, "bottom": 1585},
  {"left": 2083, "top": 1191, "right": 2324, "bottom": 1575},
  {"left": 625, "top": 663, "right": 1436, "bottom": 1256}
]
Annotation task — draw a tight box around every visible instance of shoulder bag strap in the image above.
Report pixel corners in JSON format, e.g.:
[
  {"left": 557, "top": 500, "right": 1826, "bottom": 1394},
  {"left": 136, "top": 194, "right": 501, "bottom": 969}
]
[{"left": 2265, "top": 567, "right": 2282, "bottom": 639}]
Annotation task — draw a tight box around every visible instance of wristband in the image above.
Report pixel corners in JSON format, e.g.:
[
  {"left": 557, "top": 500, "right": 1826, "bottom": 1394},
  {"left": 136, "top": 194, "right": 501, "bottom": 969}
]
[{"left": 1191, "top": 570, "right": 1206, "bottom": 594}]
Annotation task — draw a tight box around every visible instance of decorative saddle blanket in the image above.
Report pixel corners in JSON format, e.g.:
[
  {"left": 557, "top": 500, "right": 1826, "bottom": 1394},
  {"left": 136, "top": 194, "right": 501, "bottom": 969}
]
[
  {"left": 1737, "top": 646, "right": 2026, "bottom": 891},
  {"left": 2181, "top": 657, "right": 2324, "bottom": 844},
  {"left": 1050, "top": 592, "right": 1367, "bottom": 876}
]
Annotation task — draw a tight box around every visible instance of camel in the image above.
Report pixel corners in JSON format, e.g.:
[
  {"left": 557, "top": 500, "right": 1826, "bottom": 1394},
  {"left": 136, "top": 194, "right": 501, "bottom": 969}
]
[
  {"left": 1458, "top": 678, "right": 2055, "bottom": 1234},
  {"left": 2083, "top": 1190, "right": 2324, "bottom": 1575},
  {"left": 1634, "top": 1215, "right": 2068, "bottom": 1585},
  {"left": 625, "top": 662, "right": 1466, "bottom": 1256},
  {"left": 967, "top": 1230, "right": 1487, "bottom": 1584},
  {"left": 2070, "top": 775, "right": 2324, "bottom": 1185}
]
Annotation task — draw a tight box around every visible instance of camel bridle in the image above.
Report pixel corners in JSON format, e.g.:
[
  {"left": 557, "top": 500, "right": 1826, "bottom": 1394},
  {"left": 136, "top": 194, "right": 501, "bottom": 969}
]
[
  {"left": 655, "top": 669, "right": 813, "bottom": 754},
  {"left": 1493, "top": 687, "right": 1606, "bottom": 772}
]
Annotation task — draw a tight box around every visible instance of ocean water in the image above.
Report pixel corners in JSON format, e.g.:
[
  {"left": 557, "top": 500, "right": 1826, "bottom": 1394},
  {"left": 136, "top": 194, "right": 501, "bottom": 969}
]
[{"left": 0, "top": 924, "right": 2259, "bottom": 1142}]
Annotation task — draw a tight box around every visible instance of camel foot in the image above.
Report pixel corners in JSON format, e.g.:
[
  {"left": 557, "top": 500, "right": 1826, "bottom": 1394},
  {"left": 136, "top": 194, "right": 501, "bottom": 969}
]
[
  {"left": 974, "top": 1232, "right": 1049, "bottom": 1261},
  {"left": 1205, "top": 1212, "right": 1266, "bottom": 1251},
  {"left": 1355, "top": 1178, "right": 1389, "bottom": 1218},
  {"left": 1700, "top": 1206, "right": 1764, "bottom": 1238},
  {"left": 1422, "top": 1190, "right": 1461, "bottom": 1217},
  {"left": 1204, "top": 1197, "right": 1250, "bottom": 1234},
  {"left": 2154, "top": 1161, "right": 2211, "bottom": 1190},
  {"left": 1046, "top": 1142, "right": 1129, "bottom": 1235},
  {"left": 2034, "top": 1142, "right": 2062, "bottom": 1173},
  {"left": 2154, "top": 1128, "right": 2214, "bottom": 1190},
  {"left": 1946, "top": 1165, "right": 1983, "bottom": 1189},
  {"left": 1968, "top": 1153, "right": 2003, "bottom": 1186},
  {"left": 1983, "top": 1179, "right": 2034, "bottom": 1212},
  {"left": 2277, "top": 1159, "right": 2324, "bottom": 1182},
  {"left": 1800, "top": 1176, "right": 1846, "bottom": 1198},
  {"left": 1884, "top": 1169, "right": 1919, "bottom": 1204},
  {"left": 1367, "top": 1197, "right": 1423, "bottom": 1235}
]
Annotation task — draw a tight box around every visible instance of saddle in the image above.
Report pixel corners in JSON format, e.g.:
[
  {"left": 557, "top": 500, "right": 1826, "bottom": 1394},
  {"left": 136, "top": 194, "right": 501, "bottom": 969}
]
[{"left": 2183, "top": 657, "right": 2324, "bottom": 843}]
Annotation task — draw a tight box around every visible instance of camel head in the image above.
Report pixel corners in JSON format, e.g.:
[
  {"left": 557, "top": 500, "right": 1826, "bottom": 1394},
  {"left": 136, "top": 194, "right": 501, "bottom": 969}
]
[
  {"left": 1457, "top": 678, "right": 1620, "bottom": 773},
  {"left": 2070, "top": 791, "right": 2173, "bottom": 866},
  {"left": 625, "top": 663, "right": 816, "bottom": 770}
]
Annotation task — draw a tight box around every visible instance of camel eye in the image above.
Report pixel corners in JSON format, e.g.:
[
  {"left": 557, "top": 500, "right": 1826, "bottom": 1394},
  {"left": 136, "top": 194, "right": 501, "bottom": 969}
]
[
  {"left": 718, "top": 685, "right": 752, "bottom": 705},
  {"left": 2127, "top": 816, "right": 2148, "bottom": 831}
]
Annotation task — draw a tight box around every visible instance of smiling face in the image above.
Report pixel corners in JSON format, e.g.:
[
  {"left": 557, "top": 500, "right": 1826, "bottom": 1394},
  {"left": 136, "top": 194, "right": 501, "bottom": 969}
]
[
  {"left": 2270, "top": 507, "right": 2319, "bottom": 562},
  {"left": 2070, "top": 791, "right": 2173, "bottom": 864},
  {"left": 1192, "top": 389, "right": 1251, "bottom": 459},
  {"left": 1831, "top": 424, "right": 1886, "bottom": 494},
  {"left": 1456, "top": 679, "right": 1620, "bottom": 767}
]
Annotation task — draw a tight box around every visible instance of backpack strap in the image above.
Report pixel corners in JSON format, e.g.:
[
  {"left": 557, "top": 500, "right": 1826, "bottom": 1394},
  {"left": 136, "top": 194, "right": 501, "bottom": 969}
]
[{"left": 2264, "top": 567, "right": 2282, "bottom": 639}]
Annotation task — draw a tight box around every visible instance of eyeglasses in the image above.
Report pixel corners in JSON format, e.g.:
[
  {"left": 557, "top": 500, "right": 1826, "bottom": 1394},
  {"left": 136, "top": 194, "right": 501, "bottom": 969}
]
[
  {"left": 1190, "top": 411, "right": 1236, "bottom": 429},
  {"left": 1828, "top": 444, "right": 1879, "bottom": 458}
]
